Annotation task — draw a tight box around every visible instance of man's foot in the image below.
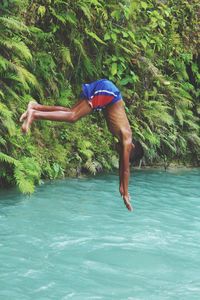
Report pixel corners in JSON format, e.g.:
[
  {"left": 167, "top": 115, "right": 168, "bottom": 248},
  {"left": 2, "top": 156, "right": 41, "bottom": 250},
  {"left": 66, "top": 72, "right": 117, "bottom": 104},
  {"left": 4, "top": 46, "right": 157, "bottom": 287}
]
[
  {"left": 20, "top": 101, "right": 38, "bottom": 122},
  {"left": 21, "top": 109, "right": 35, "bottom": 134}
]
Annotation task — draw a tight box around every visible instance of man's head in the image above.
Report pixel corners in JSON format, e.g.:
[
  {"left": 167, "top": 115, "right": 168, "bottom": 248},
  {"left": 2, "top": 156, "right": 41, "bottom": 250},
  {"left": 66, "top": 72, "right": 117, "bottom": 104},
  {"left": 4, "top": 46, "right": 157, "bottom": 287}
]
[{"left": 130, "top": 141, "right": 144, "bottom": 164}]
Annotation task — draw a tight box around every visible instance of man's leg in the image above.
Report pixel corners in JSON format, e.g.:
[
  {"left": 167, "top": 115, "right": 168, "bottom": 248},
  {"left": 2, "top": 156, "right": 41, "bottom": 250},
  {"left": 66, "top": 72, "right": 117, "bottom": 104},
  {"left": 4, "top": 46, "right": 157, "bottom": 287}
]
[
  {"left": 20, "top": 102, "right": 71, "bottom": 122},
  {"left": 21, "top": 99, "right": 92, "bottom": 133},
  {"left": 20, "top": 100, "right": 86, "bottom": 122}
]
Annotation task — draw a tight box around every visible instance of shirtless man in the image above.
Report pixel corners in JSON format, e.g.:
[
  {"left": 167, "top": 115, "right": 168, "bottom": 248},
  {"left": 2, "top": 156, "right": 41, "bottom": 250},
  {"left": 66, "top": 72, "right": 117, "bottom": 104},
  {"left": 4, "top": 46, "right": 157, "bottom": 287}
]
[{"left": 20, "top": 79, "right": 143, "bottom": 211}]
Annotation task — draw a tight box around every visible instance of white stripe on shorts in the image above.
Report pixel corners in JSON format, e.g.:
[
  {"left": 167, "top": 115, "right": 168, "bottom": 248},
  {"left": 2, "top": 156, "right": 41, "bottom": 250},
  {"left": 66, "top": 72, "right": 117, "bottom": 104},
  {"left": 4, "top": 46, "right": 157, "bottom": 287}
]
[{"left": 90, "top": 89, "right": 117, "bottom": 99}]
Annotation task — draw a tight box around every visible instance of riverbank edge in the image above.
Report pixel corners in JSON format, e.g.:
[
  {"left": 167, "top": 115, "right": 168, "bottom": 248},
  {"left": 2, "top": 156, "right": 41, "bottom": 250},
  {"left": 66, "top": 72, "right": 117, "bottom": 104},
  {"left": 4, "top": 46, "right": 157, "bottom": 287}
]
[
  {"left": 0, "top": 162, "right": 199, "bottom": 193},
  {"left": 135, "top": 162, "right": 200, "bottom": 170}
]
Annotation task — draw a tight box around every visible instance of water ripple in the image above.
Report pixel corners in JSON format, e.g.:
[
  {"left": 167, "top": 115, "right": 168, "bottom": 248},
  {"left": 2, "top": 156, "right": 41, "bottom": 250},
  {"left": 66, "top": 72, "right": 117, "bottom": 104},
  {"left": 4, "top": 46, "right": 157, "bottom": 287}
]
[{"left": 0, "top": 169, "right": 200, "bottom": 299}]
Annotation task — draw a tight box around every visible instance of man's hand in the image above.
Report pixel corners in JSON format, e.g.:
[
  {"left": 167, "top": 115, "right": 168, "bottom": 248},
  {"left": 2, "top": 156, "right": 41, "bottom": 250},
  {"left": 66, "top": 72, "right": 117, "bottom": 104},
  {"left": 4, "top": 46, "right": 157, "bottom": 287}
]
[
  {"left": 119, "top": 185, "right": 124, "bottom": 197},
  {"left": 123, "top": 194, "right": 133, "bottom": 211},
  {"left": 118, "top": 136, "right": 133, "bottom": 211},
  {"left": 120, "top": 186, "right": 133, "bottom": 211}
]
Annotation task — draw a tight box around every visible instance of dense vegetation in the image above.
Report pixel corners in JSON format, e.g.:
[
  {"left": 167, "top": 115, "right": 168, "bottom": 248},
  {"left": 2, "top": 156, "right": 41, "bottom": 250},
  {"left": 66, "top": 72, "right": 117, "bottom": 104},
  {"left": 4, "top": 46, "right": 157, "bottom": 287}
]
[{"left": 0, "top": 0, "right": 199, "bottom": 193}]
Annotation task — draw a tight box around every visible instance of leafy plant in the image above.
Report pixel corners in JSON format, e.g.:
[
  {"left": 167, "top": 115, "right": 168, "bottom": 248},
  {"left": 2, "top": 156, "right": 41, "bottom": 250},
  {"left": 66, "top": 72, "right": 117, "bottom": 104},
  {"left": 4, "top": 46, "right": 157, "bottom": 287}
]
[{"left": 0, "top": 0, "right": 199, "bottom": 193}]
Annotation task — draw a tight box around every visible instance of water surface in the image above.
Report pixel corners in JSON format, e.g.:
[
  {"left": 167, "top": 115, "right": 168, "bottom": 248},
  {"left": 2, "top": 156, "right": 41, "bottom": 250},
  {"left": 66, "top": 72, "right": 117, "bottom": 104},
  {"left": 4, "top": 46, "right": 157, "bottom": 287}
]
[{"left": 0, "top": 169, "right": 200, "bottom": 299}]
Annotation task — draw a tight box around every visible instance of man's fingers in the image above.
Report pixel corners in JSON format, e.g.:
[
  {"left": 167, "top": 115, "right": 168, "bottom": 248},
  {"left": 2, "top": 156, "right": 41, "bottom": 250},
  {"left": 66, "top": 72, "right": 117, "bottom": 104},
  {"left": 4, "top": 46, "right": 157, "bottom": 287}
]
[
  {"left": 123, "top": 197, "right": 133, "bottom": 211},
  {"left": 125, "top": 201, "right": 133, "bottom": 211},
  {"left": 20, "top": 111, "right": 27, "bottom": 122}
]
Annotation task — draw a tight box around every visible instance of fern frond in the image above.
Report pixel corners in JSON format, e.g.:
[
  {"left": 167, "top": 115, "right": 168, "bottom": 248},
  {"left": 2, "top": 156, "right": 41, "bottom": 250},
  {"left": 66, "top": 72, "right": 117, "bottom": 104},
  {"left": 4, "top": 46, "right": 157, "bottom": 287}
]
[
  {"left": 54, "top": 0, "right": 69, "bottom": 6},
  {"left": 17, "top": 178, "right": 35, "bottom": 194},
  {"left": 111, "top": 155, "right": 119, "bottom": 168},
  {"left": 60, "top": 46, "right": 73, "bottom": 67},
  {"left": 65, "top": 12, "right": 77, "bottom": 25},
  {"left": 78, "top": 2, "right": 92, "bottom": 21},
  {"left": 58, "top": 86, "right": 73, "bottom": 106},
  {"left": 174, "top": 87, "right": 193, "bottom": 102},
  {"left": 0, "top": 102, "right": 13, "bottom": 119},
  {"left": 0, "top": 39, "right": 32, "bottom": 61},
  {"left": 119, "top": 44, "right": 133, "bottom": 55},
  {"left": 12, "top": 63, "right": 42, "bottom": 95},
  {"left": 85, "top": 29, "right": 106, "bottom": 45},
  {"left": 1, "top": 118, "right": 16, "bottom": 136},
  {"left": 83, "top": 56, "right": 96, "bottom": 76},
  {"left": 0, "top": 55, "right": 9, "bottom": 71},
  {"left": 0, "top": 102, "right": 16, "bottom": 135},
  {"left": 184, "top": 119, "right": 199, "bottom": 130},
  {"left": 2, "top": 82, "right": 20, "bottom": 101},
  {"left": 78, "top": 140, "right": 93, "bottom": 159},
  {"left": 187, "top": 133, "right": 200, "bottom": 147},
  {"left": 50, "top": 8, "right": 77, "bottom": 25},
  {"left": 161, "top": 138, "right": 177, "bottom": 153},
  {"left": 101, "top": 8, "right": 108, "bottom": 20},
  {"left": 0, "top": 89, "right": 5, "bottom": 99},
  {"left": 84, "top": 159, "right": 102, "bottom": 175},
  {"left": 74, "top": 38, "right": 87, "bottom": 57},
  {"left": 139, "top": 56, "right": 171, "bottom": 87},
  {"left": 175, "top": 107, "right": 184, "bottom": 126},
  {"left": 87, "top": 0, "right": 102, "bottom": 6},
  {"left": 5, "top": 73, "right": 24, "bottom": 85},
  {"left": 14, "top": 157, "right": 41, "bottom": 194},
  {"left": 0, "top": 136, "right": 6, "bottom": 146},
  {"left": 0, "top": 17, "right": 29, "bottom": 32},
  {"left": 143, "top": 101, "right": 174, "bottom": 126},
  {"left": 0, "top": 152, "right": 18, "bottom": 166},
  {"left": 20, "top": 157, "right": 41, "bottom": 180},
  {"left": 49, "top": 7, "right": 66, "bottom": 24}
]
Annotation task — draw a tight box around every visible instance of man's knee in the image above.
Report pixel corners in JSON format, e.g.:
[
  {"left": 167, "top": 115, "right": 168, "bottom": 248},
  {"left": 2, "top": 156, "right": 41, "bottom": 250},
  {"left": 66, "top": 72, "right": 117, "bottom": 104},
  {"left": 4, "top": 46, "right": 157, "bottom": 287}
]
[{"left": 69, "top": 112, "right": 79, "bottom": 123}]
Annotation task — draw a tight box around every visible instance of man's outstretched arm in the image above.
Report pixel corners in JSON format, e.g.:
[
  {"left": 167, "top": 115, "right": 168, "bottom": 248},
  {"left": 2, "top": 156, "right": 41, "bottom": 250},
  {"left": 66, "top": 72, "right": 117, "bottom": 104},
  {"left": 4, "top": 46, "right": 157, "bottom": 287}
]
[{"left": 119, "top": 139, "right": 133, "bottom": 211}]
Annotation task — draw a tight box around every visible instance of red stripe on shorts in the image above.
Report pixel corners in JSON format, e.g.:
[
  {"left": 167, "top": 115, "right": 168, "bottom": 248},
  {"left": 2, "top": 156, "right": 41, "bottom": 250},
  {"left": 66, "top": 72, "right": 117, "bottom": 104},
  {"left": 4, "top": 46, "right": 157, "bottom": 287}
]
[{"left": 91, "top": 94, "right": 114, "bottom": 109}]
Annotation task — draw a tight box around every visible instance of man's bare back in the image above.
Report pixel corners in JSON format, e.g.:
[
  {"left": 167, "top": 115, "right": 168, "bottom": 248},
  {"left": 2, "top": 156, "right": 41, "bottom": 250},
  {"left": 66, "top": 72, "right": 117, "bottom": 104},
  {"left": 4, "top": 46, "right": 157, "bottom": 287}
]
[{"left": 104, "top": 100, "right": 132, "bottom": 141}]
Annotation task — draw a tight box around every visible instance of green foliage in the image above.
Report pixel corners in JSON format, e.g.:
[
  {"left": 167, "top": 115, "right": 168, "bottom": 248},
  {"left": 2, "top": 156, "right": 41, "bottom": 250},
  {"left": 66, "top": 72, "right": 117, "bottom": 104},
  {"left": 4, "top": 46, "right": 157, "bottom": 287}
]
[
  {"left": 14, "top": 157, "right": 41, "bottom": 193},
  {"left": 0, "top": 0, "right": 199, "bottom": 193},
  {"left": 0, "top": 152, "right": 41, "bottom": 193}
]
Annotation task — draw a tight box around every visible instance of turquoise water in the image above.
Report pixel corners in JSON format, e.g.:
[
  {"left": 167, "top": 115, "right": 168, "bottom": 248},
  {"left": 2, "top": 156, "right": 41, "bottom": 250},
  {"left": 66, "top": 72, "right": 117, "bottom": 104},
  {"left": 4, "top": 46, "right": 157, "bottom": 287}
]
[{"left": 0, "top": 169, "right": 200, "bottom": 300}]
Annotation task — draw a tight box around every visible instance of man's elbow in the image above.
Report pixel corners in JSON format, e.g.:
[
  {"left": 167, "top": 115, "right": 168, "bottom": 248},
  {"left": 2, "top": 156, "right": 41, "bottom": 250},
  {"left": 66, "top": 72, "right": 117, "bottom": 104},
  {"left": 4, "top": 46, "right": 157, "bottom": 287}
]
[
  {"left": 122, "top": 134, "right": 132, "bottom": 148},
  {"left": 121, "top": 129, "right": 132, "bottom": 144},
  {"left": 123, "top": 169, "right": 130, "bottom": 176}
]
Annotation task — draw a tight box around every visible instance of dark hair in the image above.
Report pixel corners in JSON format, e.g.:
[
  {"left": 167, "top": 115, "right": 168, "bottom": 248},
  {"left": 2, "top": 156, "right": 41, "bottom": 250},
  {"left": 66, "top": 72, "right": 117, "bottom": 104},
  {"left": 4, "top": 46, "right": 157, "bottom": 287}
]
[{"left": 131, "top": 141, "right": 144, "bottom": 163}]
